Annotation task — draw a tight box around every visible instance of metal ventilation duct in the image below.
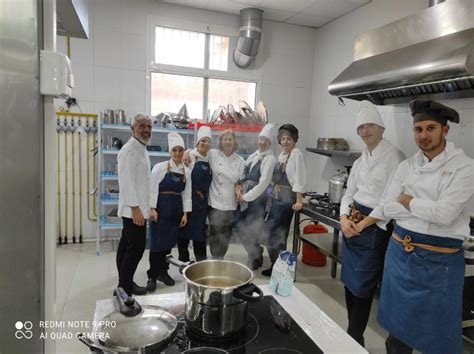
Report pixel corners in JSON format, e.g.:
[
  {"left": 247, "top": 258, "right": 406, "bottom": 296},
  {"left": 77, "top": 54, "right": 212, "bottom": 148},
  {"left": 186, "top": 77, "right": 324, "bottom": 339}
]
[
  {"left": 328, "top": 0, "right": 474, "bottom": 105},
  {"left": 233, "top": 8, "right": 263, "bottom": 68}
]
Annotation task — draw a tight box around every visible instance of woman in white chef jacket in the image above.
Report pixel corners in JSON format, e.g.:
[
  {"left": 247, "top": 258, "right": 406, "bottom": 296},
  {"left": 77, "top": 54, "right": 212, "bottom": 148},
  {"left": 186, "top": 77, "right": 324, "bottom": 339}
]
[
  {"left": 235, "top": 124, "right": 277, "bottom": 270},
  {"left": 146, "top": 132, "right": 191, "bottom": 291},
  {"left": 339, "top": 101, "right": 404, "bottom": 347},
  {"left": 262, "top": 124, "right": 306, "bottom": 276},
  {"left": 207, "top": 129, "right": 245, "bottom": 259}
]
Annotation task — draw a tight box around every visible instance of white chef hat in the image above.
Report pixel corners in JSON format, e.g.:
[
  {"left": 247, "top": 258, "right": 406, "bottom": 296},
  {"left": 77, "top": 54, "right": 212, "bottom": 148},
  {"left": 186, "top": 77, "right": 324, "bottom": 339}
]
[
  {"left": 168, "top": 132, "right": 185, "bottom": 151},
  {"left": 356, "top": 100, "right": 385, "bottom": 129},
  {"left": 258, "top": 123, "right": 276, "bottom": 142},
  {"left": 196, "top": 126, "right": 212, "bottom": 145}
]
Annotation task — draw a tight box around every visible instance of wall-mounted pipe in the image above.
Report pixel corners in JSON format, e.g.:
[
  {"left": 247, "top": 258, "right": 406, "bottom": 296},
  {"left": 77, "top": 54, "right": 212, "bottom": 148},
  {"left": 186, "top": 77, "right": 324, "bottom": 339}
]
[
  {"left": 56, "top": 119, "right": 63, "bottom": 244},
  {"left": 78, "top": 119, "right": 83, "bottom": 243},
  {"left": 71, "top": 117, "right": 76, "bottom": 243},
  {"left": 64, "top": 117, "right": 69, "bottom": 244},
  {"left": 232, "top": 8, "right": 263, "bottom": 68}
]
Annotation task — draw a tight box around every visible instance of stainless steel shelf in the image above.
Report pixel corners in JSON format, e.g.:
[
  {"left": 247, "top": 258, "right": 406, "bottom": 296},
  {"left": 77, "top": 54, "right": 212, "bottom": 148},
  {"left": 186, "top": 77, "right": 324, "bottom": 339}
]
[
  {"left": 100, "top": 222, "right": 122, "bottom": 230},
  {"left": 101, "top": 173, "right": 118, "bottom": 180},
  {"left": 101, "top": 199, "right": 118, "bottom": 206},
  {"left": 102, "top": 148, "right": 169, "bottom": 157},
  {"left": 101, "top": 124, "right": 194, "bottom": 134},
  {"left": 306, "top": 147, "right": 361, "bottom": 158}
]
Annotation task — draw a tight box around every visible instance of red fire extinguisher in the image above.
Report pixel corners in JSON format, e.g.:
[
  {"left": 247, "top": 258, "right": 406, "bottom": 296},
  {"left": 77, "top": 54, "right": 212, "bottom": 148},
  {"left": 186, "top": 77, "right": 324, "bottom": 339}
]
[{"left": 302, "top": 221, "right": 328, "bottom": 267}]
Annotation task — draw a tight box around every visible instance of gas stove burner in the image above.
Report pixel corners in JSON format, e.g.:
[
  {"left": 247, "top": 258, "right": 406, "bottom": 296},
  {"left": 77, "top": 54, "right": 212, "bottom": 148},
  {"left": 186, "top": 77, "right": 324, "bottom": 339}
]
[{"left": 161, "top": 297, "right": 322, "bottom": 353}]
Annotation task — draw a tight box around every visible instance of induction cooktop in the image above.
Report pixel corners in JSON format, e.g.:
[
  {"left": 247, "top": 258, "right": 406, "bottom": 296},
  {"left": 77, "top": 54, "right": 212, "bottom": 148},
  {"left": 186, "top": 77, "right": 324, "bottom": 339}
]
[{"left": 162, "top": 296, "right": 323, "bottom": 353}]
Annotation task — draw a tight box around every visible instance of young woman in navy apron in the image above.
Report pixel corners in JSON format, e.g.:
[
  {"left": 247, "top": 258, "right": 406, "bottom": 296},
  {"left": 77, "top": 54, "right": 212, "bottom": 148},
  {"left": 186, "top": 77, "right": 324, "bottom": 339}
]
[
  {"left": 235, "top": 124, "right": 276, "bottom": 270},
  {"left": 147, "top": 132, "right": 191, "bottom": 291},
  {"left": 262, "top": 124, "right": 306, "bottom": 276},
  {"left": 178, "top": 127, "right": 213, "bottom": 262}
]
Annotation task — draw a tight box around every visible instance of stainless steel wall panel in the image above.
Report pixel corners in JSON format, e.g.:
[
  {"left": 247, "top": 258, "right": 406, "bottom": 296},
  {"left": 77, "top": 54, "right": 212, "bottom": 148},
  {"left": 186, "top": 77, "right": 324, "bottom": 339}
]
[{"left": 0, "top": 0, "right": 43, "bottom": 352}]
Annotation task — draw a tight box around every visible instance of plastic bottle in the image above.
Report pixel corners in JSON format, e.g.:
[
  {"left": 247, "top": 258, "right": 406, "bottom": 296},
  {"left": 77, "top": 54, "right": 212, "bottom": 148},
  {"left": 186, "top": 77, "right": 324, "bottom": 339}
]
[{"left": 277, "top": 254, "right": 296, "bottom": 297}]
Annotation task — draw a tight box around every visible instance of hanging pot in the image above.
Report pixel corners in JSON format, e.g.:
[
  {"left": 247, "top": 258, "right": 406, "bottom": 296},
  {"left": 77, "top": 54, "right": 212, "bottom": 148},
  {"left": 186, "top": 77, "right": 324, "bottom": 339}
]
[
  {"left": 167, "top": 256, "right": 263, "bottom": 338},
  {"left": 78, "top": 287, "right": 177, "bottom": 353}
]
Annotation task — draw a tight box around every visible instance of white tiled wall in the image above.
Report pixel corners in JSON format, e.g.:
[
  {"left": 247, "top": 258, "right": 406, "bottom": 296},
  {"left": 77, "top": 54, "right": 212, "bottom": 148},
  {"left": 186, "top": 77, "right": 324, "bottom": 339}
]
[
  {"left": 306, "top": 0, "right": 474, "bottom": 216},
  {"left": 55, "top": 0, "right": 317, "bottom": 240}
]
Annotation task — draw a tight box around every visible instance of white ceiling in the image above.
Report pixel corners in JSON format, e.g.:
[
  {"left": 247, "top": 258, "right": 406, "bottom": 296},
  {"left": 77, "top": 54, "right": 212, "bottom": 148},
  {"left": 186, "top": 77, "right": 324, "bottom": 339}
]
[{"left": 158, "top": 0, "right": 371, "bottom": 28}]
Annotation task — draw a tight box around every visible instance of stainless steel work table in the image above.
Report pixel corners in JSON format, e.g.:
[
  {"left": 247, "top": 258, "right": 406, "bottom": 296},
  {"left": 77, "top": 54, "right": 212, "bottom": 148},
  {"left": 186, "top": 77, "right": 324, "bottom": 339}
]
[{"left": 293, "top": 203, "right": 342, "bottom": 279}]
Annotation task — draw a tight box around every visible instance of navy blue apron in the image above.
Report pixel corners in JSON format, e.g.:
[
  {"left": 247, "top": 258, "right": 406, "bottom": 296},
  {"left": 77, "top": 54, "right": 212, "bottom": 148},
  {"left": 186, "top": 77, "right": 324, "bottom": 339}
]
[
  {"left": 149, "top": 170, "right": 186, "bottom": 252},
  {"left": 378, "top": 225, "right": 465, "bottom": 353},
  {"left": 236, "top": 159, "right": 267, "bottom": 227},
  {"left": 181, "top": 160, "right": 212, "bottom": 241},
  {"left": 265, "top": 158, "right": 296, "bottom": 252},
  {"left": 341, "top": 201, "right": 391, "bottom": 298}
]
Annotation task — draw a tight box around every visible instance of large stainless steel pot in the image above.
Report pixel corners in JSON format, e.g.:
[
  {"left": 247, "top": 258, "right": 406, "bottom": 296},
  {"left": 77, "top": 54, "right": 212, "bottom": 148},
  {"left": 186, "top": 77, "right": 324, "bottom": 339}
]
[
  {"left": 78, "top": 288, "right": 177, "bottom": 353},
  {"left": 317, "top": 138, "right": 349, "bottom": 151},
  {"left": 167, "top": 257, "right": 263, "bottom": 338},
  {"left": 328, "top": 170, "right": 348, "bottom": 204}
]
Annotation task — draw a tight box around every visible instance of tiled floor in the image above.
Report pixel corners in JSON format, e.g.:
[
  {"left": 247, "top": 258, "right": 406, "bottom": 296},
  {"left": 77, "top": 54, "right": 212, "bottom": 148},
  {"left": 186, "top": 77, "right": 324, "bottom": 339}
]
[{"left": 55, "top": 235, "right": 393, "bottom": 353}]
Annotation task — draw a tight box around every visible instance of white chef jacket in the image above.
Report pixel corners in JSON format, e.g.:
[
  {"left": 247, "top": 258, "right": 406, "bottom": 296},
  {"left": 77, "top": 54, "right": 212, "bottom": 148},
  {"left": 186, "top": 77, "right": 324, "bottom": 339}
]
[
  {"left": 150, "top": 159, "right": 192, "bottom": 212},
  {"left": 117, "top": 137, "right": 152, "bottom": 219},
  {"left": 340, "top": 139, "right": 405, "bottom": 228},
  {"left": 278, "top": 148, "right": 306, "bottom": 193},
  {"left": 207, "top": 149, "right": 245, "bottom": 211},
  {"left": 371, "top": 141, "right": 474, "bottom": 240},
  {"left": 242, "top": 149, "right": 276, "bottom": 202}
]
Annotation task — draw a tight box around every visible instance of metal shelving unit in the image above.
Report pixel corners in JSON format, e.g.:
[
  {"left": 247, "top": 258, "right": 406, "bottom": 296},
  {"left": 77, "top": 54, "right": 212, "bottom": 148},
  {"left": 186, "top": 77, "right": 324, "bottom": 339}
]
[{"left": 306, "top": 147, "right": 362, "bottom": 158}]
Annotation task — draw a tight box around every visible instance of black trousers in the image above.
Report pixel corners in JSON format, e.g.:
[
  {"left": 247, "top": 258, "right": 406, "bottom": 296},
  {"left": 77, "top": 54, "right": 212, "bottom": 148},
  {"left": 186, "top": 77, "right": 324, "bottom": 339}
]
[
  {"left": 344, "top": 286, "right": 374, "bottom": 347},
  {"left": 147, "top": 249, "right": 172, "bottom": 279},
  {"left": 116, "top": 217, "right": 147, "bottom": 295},
  {"left": 385, "top": 334, "right": 413, "bottom": 354},
  {"left": 177, "top": 238, "right": 207, "bottom": 262},
  {"left": 208, "top": 208, "right": 236, "bottom": 259}
]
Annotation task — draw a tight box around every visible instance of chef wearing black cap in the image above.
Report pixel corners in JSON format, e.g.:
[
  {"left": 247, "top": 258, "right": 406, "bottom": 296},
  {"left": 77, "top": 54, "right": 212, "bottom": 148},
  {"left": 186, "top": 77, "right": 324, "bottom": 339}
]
[
  {"left": 261, "top": 124, "right": 306, "bottom": 276},
  {"left": 356, "top": 99, "right": 474, "bottom": 353}
]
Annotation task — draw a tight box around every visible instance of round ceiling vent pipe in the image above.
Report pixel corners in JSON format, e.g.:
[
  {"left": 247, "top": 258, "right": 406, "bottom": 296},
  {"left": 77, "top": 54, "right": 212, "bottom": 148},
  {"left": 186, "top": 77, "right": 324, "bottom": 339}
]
[
  {"left": 429, "top": 0, "right": 446, "bottom": 6},
  {"left": 233, "top": 8, "right": 263, "bottom": 68}
]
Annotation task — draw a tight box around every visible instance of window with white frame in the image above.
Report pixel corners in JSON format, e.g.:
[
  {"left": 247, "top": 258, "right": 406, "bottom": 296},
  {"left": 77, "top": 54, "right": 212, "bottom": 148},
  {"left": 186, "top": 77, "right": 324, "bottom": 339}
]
[{"left": 149, "top": 24, "right": 258, "bottom": 118}]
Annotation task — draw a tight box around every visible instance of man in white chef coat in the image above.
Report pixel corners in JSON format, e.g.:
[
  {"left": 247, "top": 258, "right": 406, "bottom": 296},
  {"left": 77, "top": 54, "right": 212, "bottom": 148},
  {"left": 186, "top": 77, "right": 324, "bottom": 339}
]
[
  {"left": 356, "top": 99, "right": 474, "bottom": 353},
  {"left": 339, "top": 100, "right": 404, "bottom": 346},
  {"left": 116, "top": 113, "right": 157, "bottom": 296}
]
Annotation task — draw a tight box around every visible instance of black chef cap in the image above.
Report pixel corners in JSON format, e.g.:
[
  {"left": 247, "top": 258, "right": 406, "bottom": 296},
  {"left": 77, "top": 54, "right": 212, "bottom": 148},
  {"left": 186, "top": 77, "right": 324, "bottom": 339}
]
[
  {"left": 277, "top": 124, "right": 299, "bottom": 144},
  {"left": 409, "top": 99, "right": 460, "bottom": 125}
]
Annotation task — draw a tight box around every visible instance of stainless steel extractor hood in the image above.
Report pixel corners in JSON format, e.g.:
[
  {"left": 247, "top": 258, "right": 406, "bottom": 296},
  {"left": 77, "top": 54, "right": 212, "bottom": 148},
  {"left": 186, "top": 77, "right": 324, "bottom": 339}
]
[
  {"left": 57, "top": 0, "right": 89, "bottom": 39},
  {"left": 328, "top": 0, "right": 474, "bottom": 105}
]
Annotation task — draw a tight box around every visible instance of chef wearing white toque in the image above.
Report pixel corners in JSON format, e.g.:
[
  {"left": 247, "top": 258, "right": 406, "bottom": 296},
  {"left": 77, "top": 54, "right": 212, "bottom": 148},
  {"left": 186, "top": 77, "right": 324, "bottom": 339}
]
[
  {"left": 147, "top": 132, "right": 191, "bottom": 291},
  {"left": 177, "top": 126, "right": 213, "bottom": 262},
  {"left": 339, "top": 100, "right": 404, "bottom": 347},
  {"left": 235, "top": 124, "right": 277, "bottom": 270}
]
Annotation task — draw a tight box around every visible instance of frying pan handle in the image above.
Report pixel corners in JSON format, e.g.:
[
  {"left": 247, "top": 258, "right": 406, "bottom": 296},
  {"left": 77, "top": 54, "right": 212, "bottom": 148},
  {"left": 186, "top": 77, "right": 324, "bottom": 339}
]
[
  {"left": 166, "top": 255, "right": 192, "bottom": 274},
  {"left": 78, "top": 334, "right": 106, "bottom": 353},
  {"left": 233, "top": 283, "right": 263, "bottom": 303}
]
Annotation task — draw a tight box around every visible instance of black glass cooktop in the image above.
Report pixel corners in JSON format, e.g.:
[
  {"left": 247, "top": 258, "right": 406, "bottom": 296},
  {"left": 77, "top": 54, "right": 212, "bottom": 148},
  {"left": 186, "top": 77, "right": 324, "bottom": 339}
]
[{"left": 162, "top": 296, "right": 323, "bottom": 353}]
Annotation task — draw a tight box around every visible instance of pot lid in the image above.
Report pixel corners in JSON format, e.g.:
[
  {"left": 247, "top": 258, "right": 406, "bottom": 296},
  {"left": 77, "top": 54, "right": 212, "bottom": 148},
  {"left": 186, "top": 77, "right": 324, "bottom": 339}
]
[{"left": 96, "top": 305, "right": 177, "bottom": 351}]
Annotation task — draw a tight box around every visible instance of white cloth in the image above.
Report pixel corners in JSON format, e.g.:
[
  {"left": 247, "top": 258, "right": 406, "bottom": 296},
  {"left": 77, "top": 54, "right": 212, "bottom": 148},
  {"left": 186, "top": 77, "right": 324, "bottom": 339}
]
[
  {"left": 207, "top": 149, "right": 245, "bottom": 211},
  {"left": 356, "top": 100, "right": 385, "bottom": 129},
  {"left": 340, "top": 139, "right": 405, "bottom": 228},
  {"left": 168, "top": 132, "right": 185, "bottom": 151},
  {"left": 150, "top": 159, "right": 192, "bottom": 212},
  {"left": 371, "top": 141, "right": 474, "bottom": 240},
  {"left": 196, "top": 126, "right": 212, "bottom": 144},
  {"left": 117, "top": 137, "right": 152, "bottom": 219},
  {"left": 258, "top": 123, "right": 276, "bottom": 141},
  {"left": 242, "top": 149, "right": 277, "bottom": 202},
  {"left": 278, "top": 148, "right": 306, "bottom": 193}
]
